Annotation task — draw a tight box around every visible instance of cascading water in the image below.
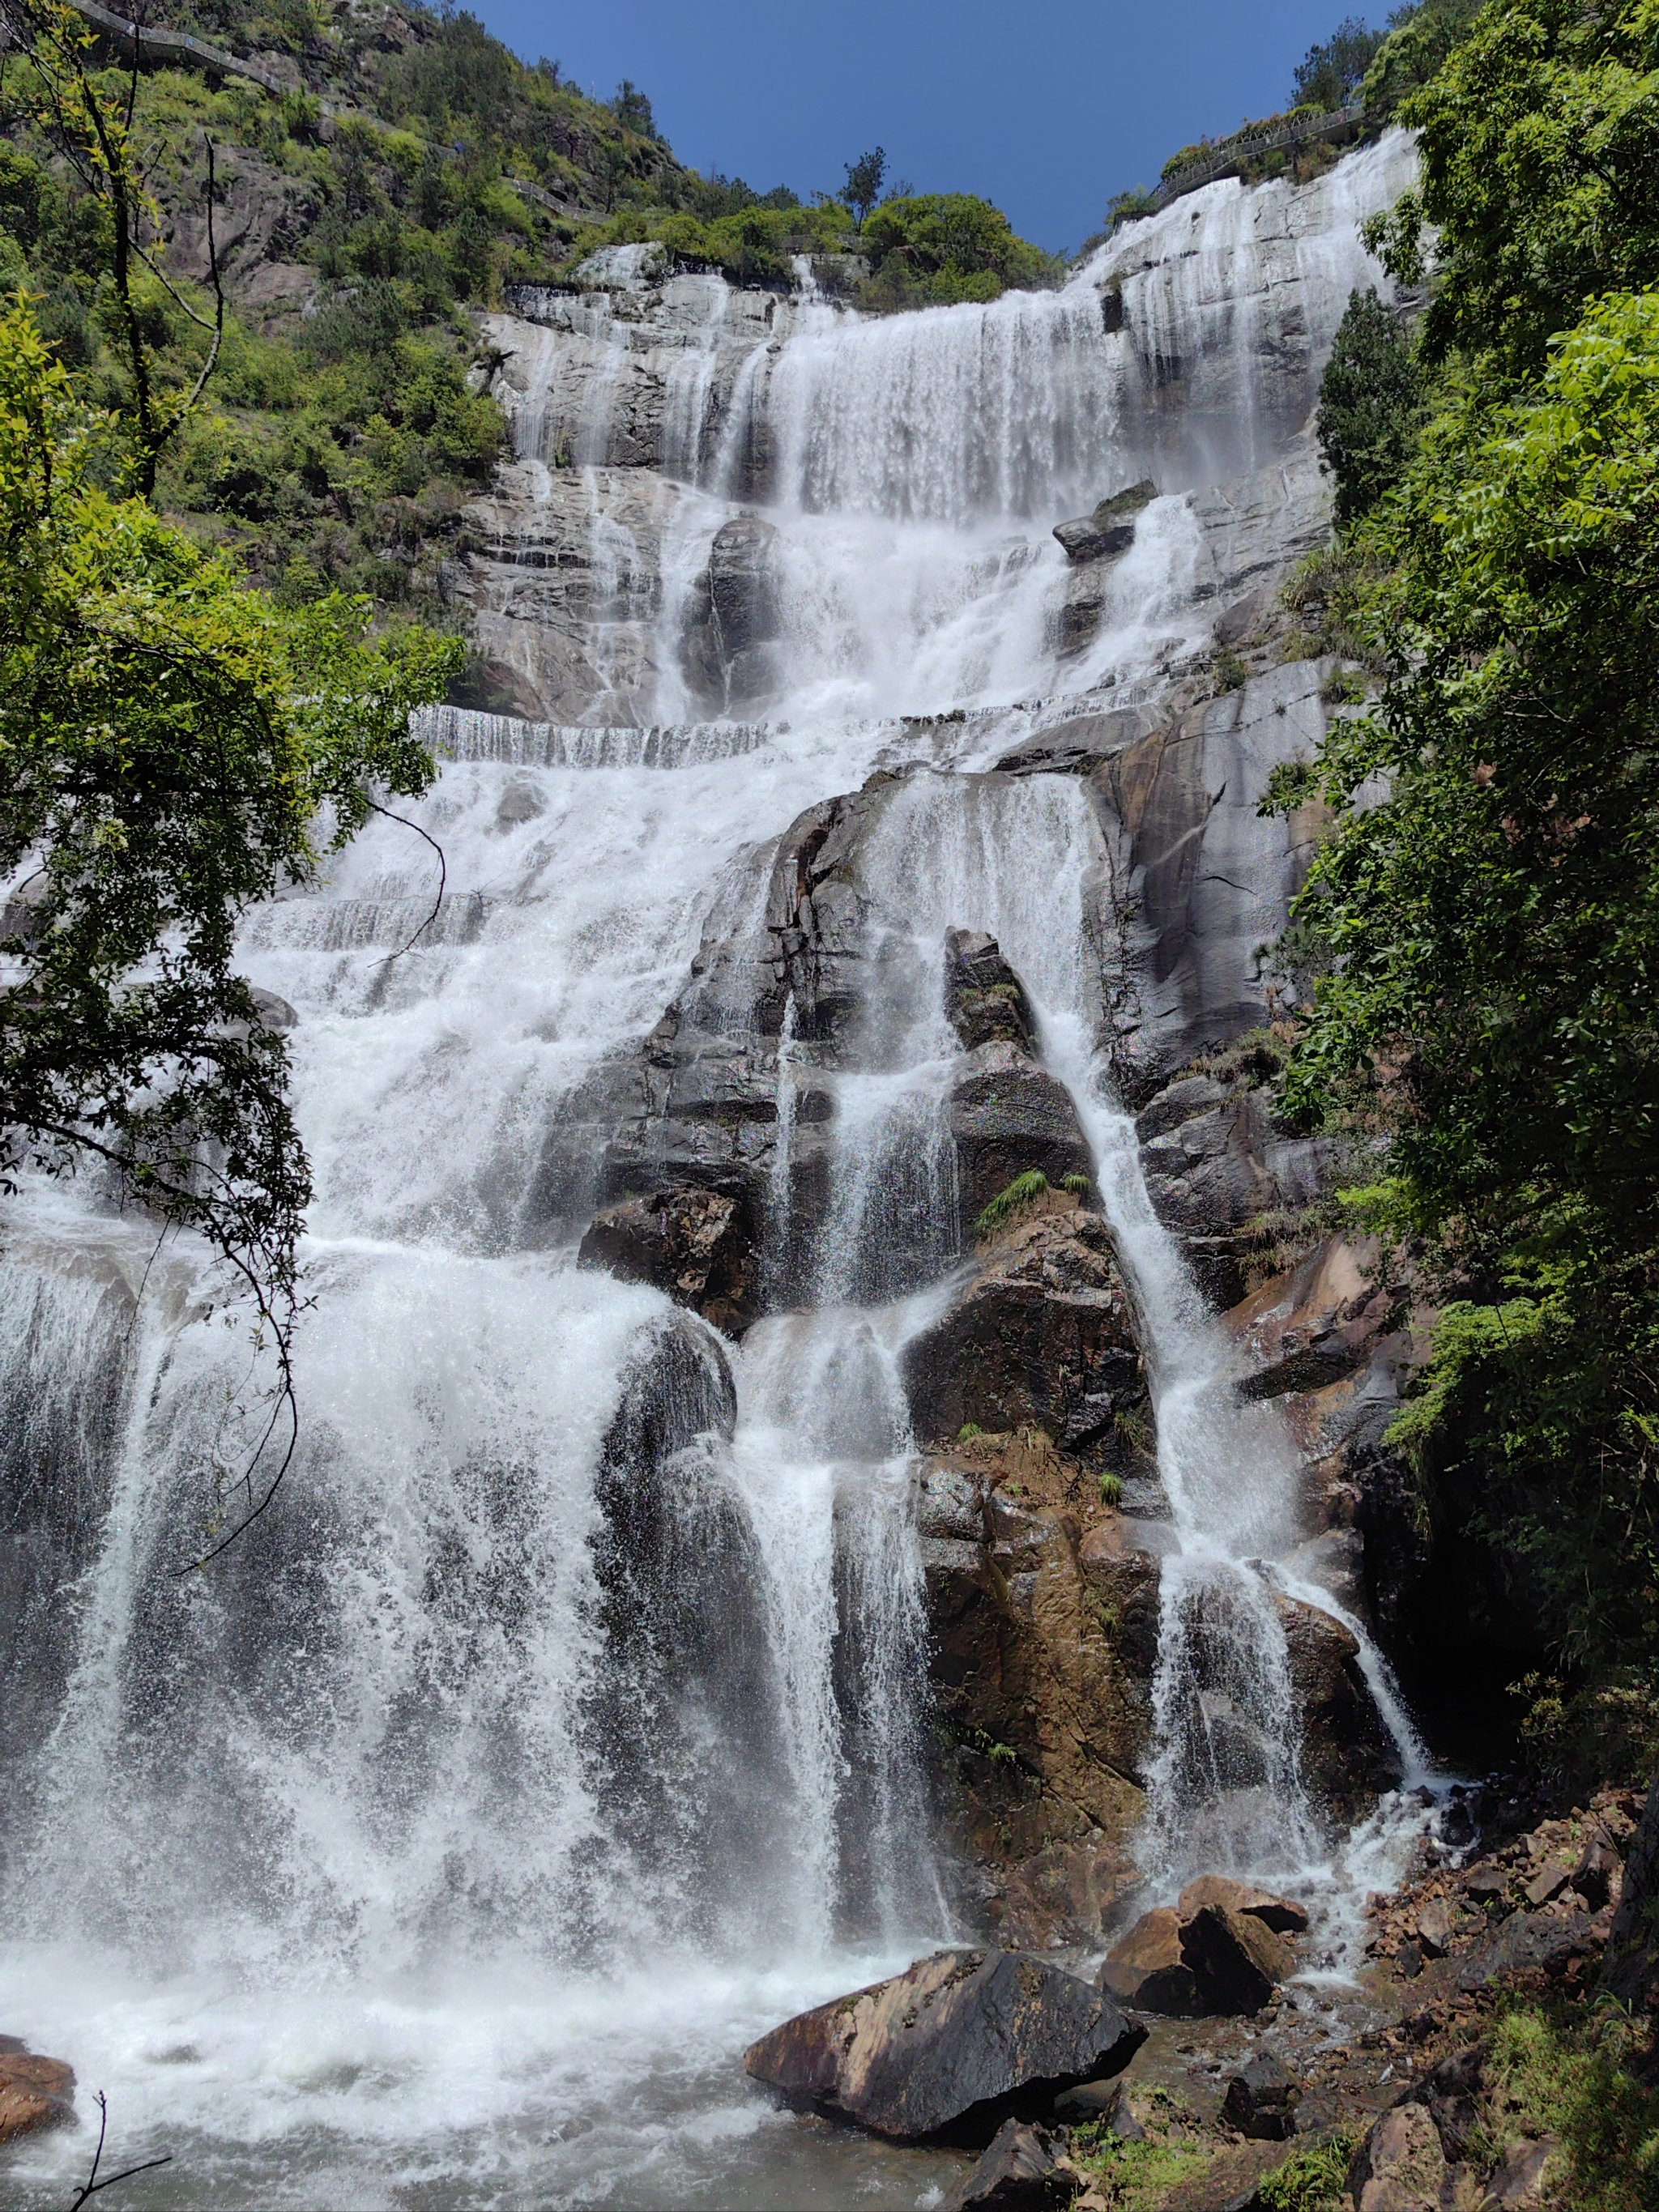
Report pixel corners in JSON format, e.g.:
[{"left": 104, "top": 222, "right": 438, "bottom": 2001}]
[{"left": 1, "top": 134, "right": 1435, "bottom": 2207}]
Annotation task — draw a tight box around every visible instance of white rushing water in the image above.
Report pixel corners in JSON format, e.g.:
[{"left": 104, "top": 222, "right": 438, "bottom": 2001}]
[{"left": 1, "top": 138, "right": 1432, "bottom": 2209}]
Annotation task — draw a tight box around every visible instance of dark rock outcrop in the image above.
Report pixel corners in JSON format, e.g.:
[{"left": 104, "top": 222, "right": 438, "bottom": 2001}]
[
  {"left": 682, "top": 512, "right": 783, "bottom": 712},
  {"left": 941, "top": 2117, "right": 1079, "bottom": 2210},
  {"left": 1052, "top": 480, "right": 1158, "bottom": 565},
  {"left": 744, "top": 1947, "right": 1144, "bottom": 2143},
  {"left": 947, "top": 1044, "right": 1095, "bottom": 1235},
  {"left": 947, "top": 931, "right": 1037, "bottom": 1053},
  {"left": 578, "top": 1185, "right": 760, "bottom": 1332},
  {"left": 1602, "top": 1767, "right": 1659, "bottom": 2010},
  {"left": 1275, "top": 1595, "right": 1403, "bottom": 1819},
  {"left": 902, "top": 1208, "right": 1142, "bottom": 1448}
]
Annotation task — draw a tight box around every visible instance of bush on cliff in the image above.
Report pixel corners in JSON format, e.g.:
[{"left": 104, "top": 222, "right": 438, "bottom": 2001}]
[
  {"left": 859, "top": 192, "right": 1056, "bottom": 309},
  {"left": 0, "top": 300, "right": 457, "bottom": 1536},
  {"left": 1277, "top": 0, "right": 1659, "bottom": 1750}
]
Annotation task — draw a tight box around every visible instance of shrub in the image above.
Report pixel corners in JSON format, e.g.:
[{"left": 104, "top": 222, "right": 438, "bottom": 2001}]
[{"left": 976, "top": 1169, "right": 1051, "bottom": 1238}]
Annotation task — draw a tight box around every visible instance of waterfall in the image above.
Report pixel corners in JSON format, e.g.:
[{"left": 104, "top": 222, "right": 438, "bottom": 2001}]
[{"left": 0, "top": 135, "right": 1431, "bottom": 2208}]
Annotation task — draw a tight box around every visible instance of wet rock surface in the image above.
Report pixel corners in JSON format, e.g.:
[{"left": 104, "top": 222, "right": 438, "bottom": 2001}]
[
  {"left": 0, "top": 2040, "right": 75, "bottom": 2145},
  {"left": 902, "top": 1206, "right": 1142, "bottom": 1448},
  {"left": 744, "top": 1948, "right": 1145, "bottom": 2143},
  {"left": 943, "top": 2117, "right": 1080, "bottom": 2209}
]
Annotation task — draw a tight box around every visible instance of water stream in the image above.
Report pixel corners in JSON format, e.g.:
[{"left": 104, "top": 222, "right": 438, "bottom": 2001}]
[{"left": 0, "top": 138, "right": 1434, "bottom": 2208}]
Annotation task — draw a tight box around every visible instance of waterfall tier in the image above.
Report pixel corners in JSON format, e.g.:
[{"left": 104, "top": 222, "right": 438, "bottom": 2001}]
[{"left": 0, "top": 137, "right": 1439, "bottom": 2210}]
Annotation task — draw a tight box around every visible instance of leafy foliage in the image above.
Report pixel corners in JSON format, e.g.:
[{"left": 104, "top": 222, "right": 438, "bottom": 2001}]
[
  {"left": 1294, "top": 14, "right": 1388, "bottom": 110},
  {"left": 1279, "top": 279, "right": 1659, "bottom": 1689},
  {"left": 0, "top": 301, "right": 458, "bottom": 1543},
  {"left": 1359, "top": 0, "right": 1486, "bottom": 120},
  {"left": 859, "top": 192, "right": 1056, "bottom": 309},
  {"left": 843, "top": 146, "right": 885, "bottom": 231},
  {"left": 1484, "top": 2004, "right": 1659, "bottom": 2212},
  {"left": 1316, "top": 287, "right": 1424, "bottom": 522},
  {"left": 976, "top": 1169, "right": 1051, "bottom": 1238},
  {"left": 1371, "top": 0, "right": 1659, "bottom": 381}
]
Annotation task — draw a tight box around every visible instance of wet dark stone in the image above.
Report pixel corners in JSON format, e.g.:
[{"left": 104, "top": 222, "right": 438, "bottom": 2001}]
[{"left": 744, "top": 1946, "right": 1145, "bottom": 2143}]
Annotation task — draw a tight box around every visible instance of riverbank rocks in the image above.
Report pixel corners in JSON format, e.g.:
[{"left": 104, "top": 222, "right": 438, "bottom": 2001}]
[
  {"left": 1100, "top": 1892, "right": 1299, "bottom": 2016},
  {"left": 744, "top": 1948, "right": 1145, "bottom": 2142},
  {"left": 942, "top": 2117, "right": 1078, "bottom": 2210},
  {"left": 902, "top": 1206, "right": 1143, "bottom": 1447},
  {"left": 1220, "top": 2050, "right": 1302, "bottom": 2139},
  {"left": 0, "top": 2041, "right": 75, "bottom": 2144}
]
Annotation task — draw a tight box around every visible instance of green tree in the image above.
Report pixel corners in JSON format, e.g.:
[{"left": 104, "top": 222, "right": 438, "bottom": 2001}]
[
  {"left": 0, "top": 301, "right": 459, "bottom": 1549},
  {"left": 1275, "top": 291, "right": 1659, "bottom": 1680},
  {"left": 1316, "top": 287, "right": 1423, "bottom": 522},
  {"left": 1292, "top": 13, "right": 1386, "bottom": 110},
  {"left": 842, "top": 146, "right": 886, "bottom": 232},
  {"left": 1370, "top": 0, "right": 1659, "bottom": 382},
  {"left": 860, "top": 192, "right": 1052, "bottom": 308}
]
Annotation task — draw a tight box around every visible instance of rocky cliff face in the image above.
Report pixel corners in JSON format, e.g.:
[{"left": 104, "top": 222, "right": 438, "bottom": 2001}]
[{"left": 423, "top": 138, "right": 1439, "bottom": 1939}]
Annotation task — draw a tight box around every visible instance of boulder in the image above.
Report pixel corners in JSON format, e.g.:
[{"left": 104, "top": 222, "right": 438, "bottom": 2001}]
[
  {"left": 1400, "top": 2045, "right": 1482, "bottom": 2164},
  {"left": 946, "top": 931, "right": 1036, "bottom": 1054},
  {"left": 1220, "top": 2049, "right": 1301, "bottom": 2141},
  {"left": 1179, "top": 1903, "right": 1292, "bottom": 2016},
  {"left": 1099, "top": 1900, "right": 1291, "bottom": 2018},
  {"left": 683, "top": 512, "right": 783, "bottom": 711},
  {"left": 744, "top": 1947, "right": 1145, "bottom": 2143},
  {"left": 947, "top": 1043, "right": 1095, "bottom": 1229},
  {"left": 1099, "top": 1907, "right": 1203, "bottom": 2016},
  {"left": 578, "top": 1185, "right": 758, "bottom": 1332},
  {"left": 902, "top": 1208, "right": 1142, "bottom": 1448},
  {"left": 1346, "top": 2103, "right": 1445, "bottom": 2212},
  {"left": 941, "top": 2117, "right": 1079, "bottom": 2210},
  {"left": 1176, "top": 1875, "right": 1308, "bottom": 1936},
  {"left": 1052, "top": 480, "right": 1158, "bottom": 565},
  {"left": 0, "top": 2045, "right": 75, "bottom": 2145},
  {"left": 1274, "top": 1595, "right": 1402, "bottom": 1819}
]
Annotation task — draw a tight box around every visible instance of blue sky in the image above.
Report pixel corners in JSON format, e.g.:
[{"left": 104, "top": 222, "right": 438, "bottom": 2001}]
[{"left": 470, "top": 1, "right": 1374, "bottom": 254}]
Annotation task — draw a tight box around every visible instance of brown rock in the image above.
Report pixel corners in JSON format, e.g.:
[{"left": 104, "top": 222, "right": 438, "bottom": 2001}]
[
  {"left": 902, "top": 1205, "right": 1142, "bottom": 1449},
  {"left": 1098, "top": 1908, "right": 1203, "bottom": 2016},
  {"left": 940, "top": 2116, "right": 1078, "bottom": 2210},
  {"left": 1180, "top": 1903, "right": 1293, "bottom": 2015},
  {"left": 0, "top": 2048, "right": 75, "bottom": 2145},
  {"left": 1176, "top": 1874, "right": 1308, "bottom": 1935},
  {"left": 1414, "top": 1899, "right": 1456, "bottom": 1958},
  {"left": 1347, "top": 2103, "right": 1445, "bottom": 2212},
  {"left": 744, "top": 1948, "right": 1145, "bottom": 2143},
  {"left": 1572, "top": 1825, "right": 1622, "bottom": 1912},
  {"left": 578, "top": 1185, "right": 757, "bottom": 1332},
  {"left": 1219, "top": 2049, "right": 1301, "bottom": 2139},
  {"left": 1484, "top": 2137, "right": 1558, "bottom": 2206},
  {"left": 1523, "top": 1859, "right": 1572, "bottom": 1910}
]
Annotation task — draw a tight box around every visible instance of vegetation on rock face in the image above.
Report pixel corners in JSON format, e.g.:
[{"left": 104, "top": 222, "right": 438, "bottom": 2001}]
[
  {"left": 0, "top": 298, "right": 456, "bottom": 1543},
  {"left": 1316, "top": 287, "right": 1423, "bottom": 523},
  {"left": 1274, "top": 0, "right": 1659, "bottom": 1772}
]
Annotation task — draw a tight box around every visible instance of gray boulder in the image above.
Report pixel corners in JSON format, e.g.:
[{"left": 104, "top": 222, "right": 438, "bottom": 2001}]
[
  {"left": 1052, "top": 480, "right": 1158, "bottom": 564},
  {"left": 744, "top": 1946, "right": 1144, "bottom": 2142}
]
